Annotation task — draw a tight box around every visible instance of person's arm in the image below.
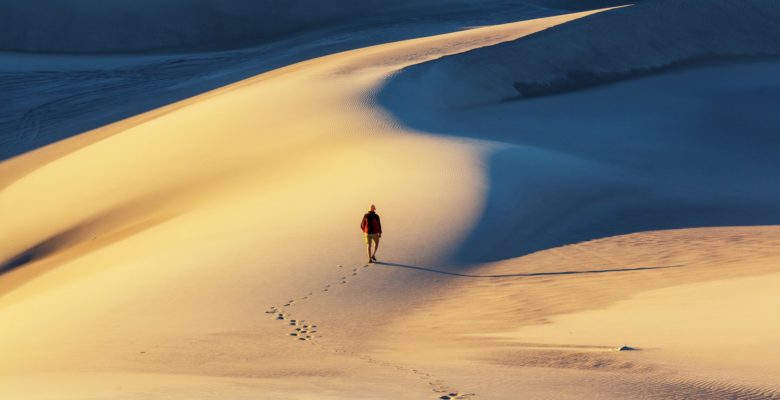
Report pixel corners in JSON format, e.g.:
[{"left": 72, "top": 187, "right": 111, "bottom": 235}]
[
  {"left": 360, "top": 215, "right": 367, "bottom": 232},
  {"left": 377, "top": 215, "right": 382, "bottom": 236}
]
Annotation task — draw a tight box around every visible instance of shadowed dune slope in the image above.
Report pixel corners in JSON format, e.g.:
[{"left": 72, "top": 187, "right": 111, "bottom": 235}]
[
  {"left": 0, "top": 0, "right": 633, "bottom": 161},
  {"left": 0, "top": 1, "right": 568, "bottom": 161},
  {"left": 3, "top": 1, "right": 638, "bottom": 161},
  {"left": 378, "top": 0, "right": 780, "bottom": 264},
  {"left": 0, "top": 0, "right": 416, "bottom": 53},
  {"left": 381, "top": 0, "right": 780, "bottom": 107},
  {"left": 0, "top": 0, "right": 630, "bottom": 54}
]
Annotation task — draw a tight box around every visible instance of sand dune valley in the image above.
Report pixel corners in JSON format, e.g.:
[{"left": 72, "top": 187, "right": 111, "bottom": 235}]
[{"left": 2, "top": 1, "right": 780, "bottom": 399}]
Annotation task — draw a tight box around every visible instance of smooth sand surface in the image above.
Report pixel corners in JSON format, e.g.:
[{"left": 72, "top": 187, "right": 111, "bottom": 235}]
[
  {"left": 2, "top": 7, "right": 780, "bottom": 400},
  {"left": 378, "top": 226, "right": 780, "bottom": 398}
]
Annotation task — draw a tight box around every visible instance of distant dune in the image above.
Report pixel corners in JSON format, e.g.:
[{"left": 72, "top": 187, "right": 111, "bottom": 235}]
[
  {"left": 383, "top": 0, "right": 780, "bottom": 106},
  {"left": 0, "top": 0, "right": 634, "bottom": 161},
  {"left": 0, "top": 0, "right": 629, "bottom": 53}
]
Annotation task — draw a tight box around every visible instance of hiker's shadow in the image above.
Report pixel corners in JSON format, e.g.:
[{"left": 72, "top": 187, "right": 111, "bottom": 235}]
[{"left": 376, "top": 262, "right": 682, "bottom": 278}]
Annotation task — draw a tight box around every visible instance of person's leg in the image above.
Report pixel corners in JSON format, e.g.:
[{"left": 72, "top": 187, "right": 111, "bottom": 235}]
[
  {"left": 366, "top": 235, "right": 373, "bottom": 262},
  {"left": 372, "top": 236, "right": 380, "bottom": 260}
]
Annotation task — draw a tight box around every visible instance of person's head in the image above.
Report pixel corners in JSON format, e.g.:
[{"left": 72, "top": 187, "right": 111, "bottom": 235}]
[{"left": 370, "top": 204, "right": 376, "bottom": 212}]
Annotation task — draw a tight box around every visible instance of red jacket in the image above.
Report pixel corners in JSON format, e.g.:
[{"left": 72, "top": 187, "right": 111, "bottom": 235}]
[{"left": 360, "top": 211, "right": 382, "bottom": 234}]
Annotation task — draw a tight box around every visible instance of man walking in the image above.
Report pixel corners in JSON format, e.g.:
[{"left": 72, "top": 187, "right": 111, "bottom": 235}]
[{"left": 360, "top": 204, "right": 382, "bottom": 263}]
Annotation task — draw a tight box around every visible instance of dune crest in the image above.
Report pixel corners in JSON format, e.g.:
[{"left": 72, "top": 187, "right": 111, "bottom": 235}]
[{"left": 382, "top": 0, "right": 780, "bottom": 106}]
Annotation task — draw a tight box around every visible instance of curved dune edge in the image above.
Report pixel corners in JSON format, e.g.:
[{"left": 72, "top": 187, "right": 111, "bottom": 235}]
[{"left": 2, "top": 7, "right": 780, "bottom": 400}]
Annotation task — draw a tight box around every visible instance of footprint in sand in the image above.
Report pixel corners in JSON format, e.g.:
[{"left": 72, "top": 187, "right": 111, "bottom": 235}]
[
  {"left": 272, "top": 261, "right": 376, "bottom": 343},
  {"left": 284, "top": 318, "right": 319, "bottom": 341},
  {"left": 292, "top": 329, "right": 316, "bottom": 340},
  {"left": 428, "top": 380, "right": 475, "bottom": 400},
  {"left": 268, "top": 304, "right": 318, "bottom": 342},
  {"left": 428, "top": 388, "right": 474, "bottom": 400},
  {"left": 437, "top": 392, "right": 474, "bottom": 400}
]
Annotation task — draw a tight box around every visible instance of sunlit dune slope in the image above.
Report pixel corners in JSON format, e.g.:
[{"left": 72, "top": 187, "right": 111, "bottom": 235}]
[{"left": 0, "top": 10, "right": 609, "bottom": 400}]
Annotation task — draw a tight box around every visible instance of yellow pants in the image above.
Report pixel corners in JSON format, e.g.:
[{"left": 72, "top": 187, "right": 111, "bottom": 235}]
[{"left": 364, "top": 234, "right": 380, "bottom": 245}]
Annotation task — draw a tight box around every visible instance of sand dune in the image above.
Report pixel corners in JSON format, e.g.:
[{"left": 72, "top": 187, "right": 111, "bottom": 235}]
[
  {"left": 0, "top": 2, "right": 562, "bottom": 161},
  {"left": 379, "top": 2, "right": 780, "bottom": 262},
  {"left": 0, "top": 0, "right": 589, "bottom": 53},
  {"left": 381, "top": 59, "right": 780, "bottom": 263},
  {"left": 0, "top": 10, "right": 608, "bottom": 399},
  {"left": 0, "top": 0, "right": 443, "bottom": 53},
  {"left": 379, "top": 226, "right": 780, "bottom": 398},
  {"left": 388, "top": 0, "right": 780, "bottom": 104},
  {"left": 2, "top": 3, "right": 780, "bottom": 400}
]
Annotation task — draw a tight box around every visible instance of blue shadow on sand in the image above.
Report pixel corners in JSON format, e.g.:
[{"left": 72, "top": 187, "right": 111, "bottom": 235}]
[
  {"left": 377, "top": 59, "right": 780, "bottom": 266},
  {"left": 376, "top": 262, "right": 682, "bottom": 278},
  {"left": 0, "top": 4, "right": 568, "bottom": 161}
]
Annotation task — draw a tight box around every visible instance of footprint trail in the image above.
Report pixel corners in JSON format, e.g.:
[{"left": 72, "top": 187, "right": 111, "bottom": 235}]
[{"left": 264, "top": 262, "right": 475, "bottom": 399}]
